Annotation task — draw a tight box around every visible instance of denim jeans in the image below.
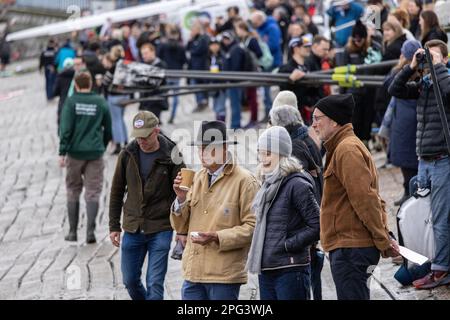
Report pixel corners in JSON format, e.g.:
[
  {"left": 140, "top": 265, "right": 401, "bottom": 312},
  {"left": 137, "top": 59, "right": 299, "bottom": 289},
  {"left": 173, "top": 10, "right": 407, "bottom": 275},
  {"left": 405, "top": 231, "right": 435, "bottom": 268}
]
[
  {"left": 45, "top": 66, "right": 57, "bottom": 100},
  {"left": 108, "top": 95, "right": 128, "bottom": 144},
  {"left": 181, "top": 281, "right": 241, "bottom": 300},
  {"left": 121, "top": 230, "right": 173, "bottom": 300},
  {"left": 259, "top": 267, "right": 311, "bottom": 300},
  {"left": 213, "top": 90, "right": 226, "bottom": 119},
  {"left": 228, "top": 88, "right": 242, "bottom": 129},
  {"left": 263, "top": 86, "right": 272, "bottom": 116},
  {"left": 190, "top": 79, "right": 207, "bottom": 105},
  {"left": 417, "top": 156, "right": 450, "bottom": 272},
  {"left": 329, "top": 247, "right": 380, "bottom": 300},
  {"left": 167, "top": 79, "right": 180, "bottom": 119}
]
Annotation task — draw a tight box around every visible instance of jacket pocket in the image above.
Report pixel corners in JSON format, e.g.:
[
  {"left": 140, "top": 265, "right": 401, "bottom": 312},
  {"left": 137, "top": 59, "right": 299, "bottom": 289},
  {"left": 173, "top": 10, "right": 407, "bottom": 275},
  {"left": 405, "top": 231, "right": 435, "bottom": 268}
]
[{"left": 215, "top": 202, "right": 239, "bottom": 230}]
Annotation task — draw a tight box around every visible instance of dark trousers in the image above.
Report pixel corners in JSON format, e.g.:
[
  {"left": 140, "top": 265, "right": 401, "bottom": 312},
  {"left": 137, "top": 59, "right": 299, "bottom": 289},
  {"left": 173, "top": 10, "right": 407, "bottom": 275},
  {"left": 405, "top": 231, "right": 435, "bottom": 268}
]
[
  {"left": 401, "top": 167, "right": 418, "bottom": 196},
  {"left": 45, "top": 66, "right": 57, "bottom": 100},
  {"left": 259, "top": 267, "right": 310, "bottom": 300},
  {"left": 329, "top": 247, "right": 380, "bottom": 300}
]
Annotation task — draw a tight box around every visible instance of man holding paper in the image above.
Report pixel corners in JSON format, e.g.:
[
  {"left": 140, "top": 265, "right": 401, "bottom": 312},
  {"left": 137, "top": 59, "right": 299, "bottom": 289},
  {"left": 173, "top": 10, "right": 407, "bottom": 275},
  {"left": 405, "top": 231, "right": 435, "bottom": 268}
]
[{"left": 312, "top": 94, "right": 400, "bottom": 300}]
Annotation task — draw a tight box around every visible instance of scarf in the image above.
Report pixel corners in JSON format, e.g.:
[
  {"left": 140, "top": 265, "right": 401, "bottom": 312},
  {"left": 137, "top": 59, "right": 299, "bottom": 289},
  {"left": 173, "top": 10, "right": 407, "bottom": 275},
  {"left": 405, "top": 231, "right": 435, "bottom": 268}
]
[{"left": 246, "top": 168, "right": 284, "bottom": 274}]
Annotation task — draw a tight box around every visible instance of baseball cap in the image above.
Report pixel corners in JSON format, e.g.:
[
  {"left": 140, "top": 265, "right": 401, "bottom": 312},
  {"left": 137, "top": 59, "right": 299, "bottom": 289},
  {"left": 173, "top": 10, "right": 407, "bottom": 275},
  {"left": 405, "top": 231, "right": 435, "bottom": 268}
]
[
  {"left": 288, "top": 34, "right": 313, "bottom": 49},
  {"left": 131, "top": 111, "right": 159, "bottom": 138}
]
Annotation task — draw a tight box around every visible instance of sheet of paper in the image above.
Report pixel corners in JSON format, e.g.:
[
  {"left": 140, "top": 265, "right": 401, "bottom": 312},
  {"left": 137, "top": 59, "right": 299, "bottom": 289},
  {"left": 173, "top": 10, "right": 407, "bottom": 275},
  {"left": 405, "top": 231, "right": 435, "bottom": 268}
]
[{"left": 398, "top": 246, "right": 429, "bottom": 265}]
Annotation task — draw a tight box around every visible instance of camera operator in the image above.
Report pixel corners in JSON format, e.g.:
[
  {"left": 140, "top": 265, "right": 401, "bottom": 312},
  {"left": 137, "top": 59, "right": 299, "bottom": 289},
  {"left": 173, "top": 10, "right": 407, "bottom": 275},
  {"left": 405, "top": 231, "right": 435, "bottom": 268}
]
[{"left": 388, "top": 39, "right": 450, "bottom": 290}]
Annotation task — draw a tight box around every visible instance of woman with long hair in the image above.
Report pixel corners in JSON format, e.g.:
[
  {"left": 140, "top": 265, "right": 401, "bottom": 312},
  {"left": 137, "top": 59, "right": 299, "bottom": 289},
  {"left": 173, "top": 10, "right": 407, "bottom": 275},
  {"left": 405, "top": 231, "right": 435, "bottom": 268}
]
[
  {"left": 382, "top": 19, "right": 407, "bottom": 61},
  {"left": 390, "top": 8, "right": 415, "bottom": 40},
  {"left": 102, "top": 45, "right": 129, "bottom": 155},
  {"left": 247, "top": 126, "right": 320, "bottom": 300},
  {"left": 379, "top": 40, "right": 422, "bottom": 205},
  {"left": 407, "top": 0, "right": 422, "bottom": 38},
  {"left": 419, "top": 10, "right": 448, "bottom": 46}
]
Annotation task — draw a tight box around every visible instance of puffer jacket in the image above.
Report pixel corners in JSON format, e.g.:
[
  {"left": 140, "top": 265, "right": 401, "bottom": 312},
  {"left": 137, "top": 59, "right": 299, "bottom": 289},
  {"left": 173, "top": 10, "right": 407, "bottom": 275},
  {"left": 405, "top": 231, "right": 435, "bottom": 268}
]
[
  {"left": 261, "top": 171, "right": 320, "bottom": 271},
  {"left": 388, "top": 63, "right": 450, "bottom": 157}
]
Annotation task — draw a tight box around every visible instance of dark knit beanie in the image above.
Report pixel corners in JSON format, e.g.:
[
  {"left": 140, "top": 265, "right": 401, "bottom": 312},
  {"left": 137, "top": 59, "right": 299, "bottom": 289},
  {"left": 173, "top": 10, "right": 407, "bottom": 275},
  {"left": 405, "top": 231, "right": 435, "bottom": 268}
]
[
  {"left": 352, "top": 20, "right": 368, "bottom": 39},
  {"left": 314, "top": 94, "right": 355, "bottom": 126}
]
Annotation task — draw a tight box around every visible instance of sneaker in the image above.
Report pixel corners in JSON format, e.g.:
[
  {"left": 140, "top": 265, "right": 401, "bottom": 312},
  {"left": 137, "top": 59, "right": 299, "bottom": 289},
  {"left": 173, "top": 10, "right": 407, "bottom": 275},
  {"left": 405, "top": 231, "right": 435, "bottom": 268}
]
[{"left": 413, "top": 271, "right": 450, "bottom": 289}]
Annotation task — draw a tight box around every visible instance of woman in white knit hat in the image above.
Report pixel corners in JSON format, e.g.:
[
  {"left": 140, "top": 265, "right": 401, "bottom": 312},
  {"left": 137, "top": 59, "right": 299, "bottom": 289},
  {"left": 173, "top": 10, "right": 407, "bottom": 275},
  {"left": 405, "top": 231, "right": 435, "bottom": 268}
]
[{"left": 247, "top": 126, "right": 320, "bottom": 300}]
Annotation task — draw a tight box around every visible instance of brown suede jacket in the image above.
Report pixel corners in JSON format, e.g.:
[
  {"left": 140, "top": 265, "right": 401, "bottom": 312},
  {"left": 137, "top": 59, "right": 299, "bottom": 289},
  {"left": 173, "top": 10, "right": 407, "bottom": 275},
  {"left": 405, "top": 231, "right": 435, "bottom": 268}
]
[{"left": 320, "top": 124, "right": 392, "bottom": 256}]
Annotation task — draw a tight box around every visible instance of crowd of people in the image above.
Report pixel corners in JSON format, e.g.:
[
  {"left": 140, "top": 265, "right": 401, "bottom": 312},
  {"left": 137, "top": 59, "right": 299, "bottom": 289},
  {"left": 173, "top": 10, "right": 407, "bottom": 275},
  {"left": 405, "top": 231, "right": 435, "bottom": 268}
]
[{"left": 37, "top": 0, "right": 450, "bottom": 300}]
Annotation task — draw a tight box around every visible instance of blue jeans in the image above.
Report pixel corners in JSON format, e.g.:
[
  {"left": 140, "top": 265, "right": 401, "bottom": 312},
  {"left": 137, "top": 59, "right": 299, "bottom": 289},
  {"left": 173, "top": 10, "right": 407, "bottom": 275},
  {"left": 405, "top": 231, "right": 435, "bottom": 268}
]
[
  {"left": 45, "top": 66, "right": 57, "bottom": 100},
  {"left": 108, "top": 95, "right": 128, "bottom": 144},
  {"left": 228, "top": 88, "right": 242, "bottom": 129},
  {"left": 417, "top": 156, "right": 450, "bottom": 272},
  {"left": 190, "top": 79, "right": 207, "bottom": 106},
  {"left": 213, "top": 90, "right": 226, "bottom": 119},
  {"left": 263, "top": 86, "right": 272, "bottom": 116},
  {"left": 167, "top": 79, "right": 180, "bottom": 119},
  {"left": 121, "top": 230, "right": 173, "bottom": 300},
  {"left": 182, "top": 281, "right": 241, "bottom": 300},
  {"left": 259, "top": 267, "right": 311, "bottom": 300}
]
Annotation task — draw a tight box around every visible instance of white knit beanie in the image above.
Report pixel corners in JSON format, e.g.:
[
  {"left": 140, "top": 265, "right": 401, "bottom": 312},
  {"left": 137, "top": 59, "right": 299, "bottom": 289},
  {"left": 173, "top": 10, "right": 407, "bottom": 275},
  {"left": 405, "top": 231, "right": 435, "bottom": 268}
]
[{"left": 257, "top": 126, "right": 292, "bottom": 157}]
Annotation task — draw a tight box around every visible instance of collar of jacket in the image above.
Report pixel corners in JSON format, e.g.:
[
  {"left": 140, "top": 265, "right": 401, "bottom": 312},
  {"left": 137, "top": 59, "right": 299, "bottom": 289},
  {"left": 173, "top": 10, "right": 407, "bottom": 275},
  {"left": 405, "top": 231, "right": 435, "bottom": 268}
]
[
  {"left": 422, "top": 66, "right": 450, "bottom": 89},
  {"left": 200, "top": 152, "right": 236, "bottom": 179},
  {"left": 323, "top": 123, "right": 355, "bottom": 155},
  {"left": 287, "top": 124, "right": 309, "bottom": 140},
  {"left": 124, "top": 133, "right": 176, "bottom": 165}
]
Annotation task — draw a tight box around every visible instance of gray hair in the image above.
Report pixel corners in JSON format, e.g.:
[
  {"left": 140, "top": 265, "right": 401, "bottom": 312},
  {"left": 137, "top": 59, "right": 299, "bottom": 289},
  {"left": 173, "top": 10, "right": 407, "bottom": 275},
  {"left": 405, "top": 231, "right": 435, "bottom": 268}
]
[
  {"left": 269, "top": 104, "right": 305, "bottom": 127},
  {"left": 255, "top": 156, "right": 304, "bottom": 183},
  {"left": 251, "top": 10, "right": 267, "bottom": 24}
]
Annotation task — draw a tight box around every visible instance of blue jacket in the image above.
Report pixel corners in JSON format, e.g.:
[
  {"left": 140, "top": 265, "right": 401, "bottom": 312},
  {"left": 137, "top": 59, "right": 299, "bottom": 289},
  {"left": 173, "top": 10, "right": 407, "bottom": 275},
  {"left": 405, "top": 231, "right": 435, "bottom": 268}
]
[
  {"left": 257, "top": 16, "right": 282, "bottom": 68},
  {"left": 387, "top": 97, "right": 418, "bottom": 169},
  {"left": 327, "top": 2, "right": 364, "bottom": 47},
  {"left": 261, "top": 172, "right": 320, "bottom": 271},
  {"left": 223, "top": 41, "right": 246, "bottom": 72},
  {"left": 55, "top": 44, "right": 76, "bottom": 72}
]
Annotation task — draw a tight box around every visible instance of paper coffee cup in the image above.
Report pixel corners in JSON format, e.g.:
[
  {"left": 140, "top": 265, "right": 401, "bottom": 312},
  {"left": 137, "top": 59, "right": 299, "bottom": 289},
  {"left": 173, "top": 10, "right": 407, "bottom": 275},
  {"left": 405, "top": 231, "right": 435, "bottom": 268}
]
[{"left": 180, "top": 168, "right": 195, "bottom": 191}]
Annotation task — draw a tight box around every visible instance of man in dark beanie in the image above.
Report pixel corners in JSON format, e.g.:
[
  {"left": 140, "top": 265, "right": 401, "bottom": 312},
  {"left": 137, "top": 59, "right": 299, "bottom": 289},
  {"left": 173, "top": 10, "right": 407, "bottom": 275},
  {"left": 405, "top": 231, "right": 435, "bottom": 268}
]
[{"left": 311, "top": 94, "right": 400, "bottom": 300}]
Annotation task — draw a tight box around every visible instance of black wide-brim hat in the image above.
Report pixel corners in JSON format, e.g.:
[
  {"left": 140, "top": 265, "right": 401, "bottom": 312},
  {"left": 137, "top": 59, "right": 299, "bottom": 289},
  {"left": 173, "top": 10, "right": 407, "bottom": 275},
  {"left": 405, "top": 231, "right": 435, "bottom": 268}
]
[{"left": 189, "top": 121, "right": 238, "bottom": 146}]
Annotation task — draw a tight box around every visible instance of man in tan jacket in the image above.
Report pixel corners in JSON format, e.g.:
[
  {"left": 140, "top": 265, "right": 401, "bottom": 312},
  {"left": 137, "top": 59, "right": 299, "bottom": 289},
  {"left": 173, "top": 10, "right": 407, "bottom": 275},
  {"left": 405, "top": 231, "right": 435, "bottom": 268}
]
[
  {"left": 311, "top": 94, "right": 399, "bottom": 300},
  {"left": 171, "top": 121, "right": 258, "bottom": 300}
]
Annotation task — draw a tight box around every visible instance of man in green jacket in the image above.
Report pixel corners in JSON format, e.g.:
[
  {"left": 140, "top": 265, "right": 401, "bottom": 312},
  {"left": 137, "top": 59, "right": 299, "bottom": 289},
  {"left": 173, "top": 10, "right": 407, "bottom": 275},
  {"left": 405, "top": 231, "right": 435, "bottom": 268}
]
[{"left": 59, "top": 71, "right": 112, "bottom": 243}]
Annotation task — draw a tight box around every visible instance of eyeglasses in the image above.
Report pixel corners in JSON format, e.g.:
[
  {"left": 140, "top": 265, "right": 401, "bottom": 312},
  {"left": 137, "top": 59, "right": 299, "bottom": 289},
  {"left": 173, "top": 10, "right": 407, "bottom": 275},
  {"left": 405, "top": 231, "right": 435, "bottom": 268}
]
[{"left": 312, "top": 115, "right": 326, "bottom": 122}]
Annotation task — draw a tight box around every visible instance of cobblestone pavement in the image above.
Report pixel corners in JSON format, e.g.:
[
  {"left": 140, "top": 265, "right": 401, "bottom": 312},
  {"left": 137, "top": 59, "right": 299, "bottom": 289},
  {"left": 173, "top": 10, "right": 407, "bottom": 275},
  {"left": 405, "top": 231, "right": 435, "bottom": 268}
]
[{"left": 0, "top": 61, "right": 448, "bottom": 300}]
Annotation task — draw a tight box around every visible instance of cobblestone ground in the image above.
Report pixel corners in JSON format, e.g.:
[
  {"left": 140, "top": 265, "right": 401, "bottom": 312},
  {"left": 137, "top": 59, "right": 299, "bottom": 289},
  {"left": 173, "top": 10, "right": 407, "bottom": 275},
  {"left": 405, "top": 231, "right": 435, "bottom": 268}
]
[{"left": 0, "top": 61, "right": 448, "bottom": 300}]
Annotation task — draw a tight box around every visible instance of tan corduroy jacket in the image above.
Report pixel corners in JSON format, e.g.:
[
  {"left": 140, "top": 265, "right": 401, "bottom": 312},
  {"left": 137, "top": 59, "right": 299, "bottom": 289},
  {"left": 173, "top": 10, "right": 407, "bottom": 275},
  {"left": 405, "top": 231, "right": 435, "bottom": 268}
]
[
  {"left": 170, "top": 160, "right": 258, "bottom": 284},
  {"left": 320, "top": 124, "right": 392, "bottom": 255}
]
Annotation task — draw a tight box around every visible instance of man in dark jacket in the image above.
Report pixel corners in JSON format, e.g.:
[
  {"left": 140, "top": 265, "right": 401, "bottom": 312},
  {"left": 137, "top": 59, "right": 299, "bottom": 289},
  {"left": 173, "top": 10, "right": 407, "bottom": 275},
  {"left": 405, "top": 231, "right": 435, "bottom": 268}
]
[
  {"left": 222, "top": 32, "right": 246, "bottom": 129},
  {"left": 187, "top": 21, "right": 210, "bottom": 112},
  {"left": 215, "top": 6, "right": 240, "bottom": 34},
  {"left": 82, "top": 42, "right": 105, "bottom": 93},
  {"left": 59, "top": 71, "right": 112, "bottom": 244},
  {"left": 388, "top": 39, "right": 450, "bottom": 289},
  {"left": 109, "top": 111, "right": 184, "bottom": 300},
  {"left": 139, "top": 42, "right": 168, "bottom": 120},
  {"left": 39, "top": 38, "right": 58, "bottom": 101},
  {"left": 157, "top": 28, "right": 187, "bottom": 124},
  {"left": 279, "top": 36, "right": 318, "bottom": 124}
]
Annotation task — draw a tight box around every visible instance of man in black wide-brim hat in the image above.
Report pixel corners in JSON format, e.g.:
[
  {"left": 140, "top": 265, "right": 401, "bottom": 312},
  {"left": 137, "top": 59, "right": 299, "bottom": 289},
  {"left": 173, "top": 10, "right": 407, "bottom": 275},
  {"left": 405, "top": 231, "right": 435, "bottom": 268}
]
[{"left": 170, "top": 120, "right": 259, "bottom": 300}]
